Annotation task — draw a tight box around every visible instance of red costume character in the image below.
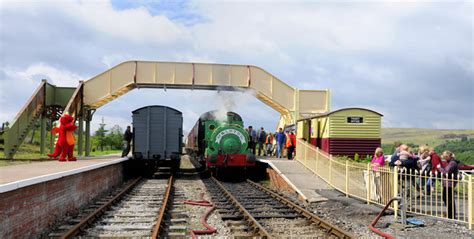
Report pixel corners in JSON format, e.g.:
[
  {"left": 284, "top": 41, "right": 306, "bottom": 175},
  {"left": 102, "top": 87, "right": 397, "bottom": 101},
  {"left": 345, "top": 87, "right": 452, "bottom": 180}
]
[{"left": 48, "top": 114, "right": 77, "bottom": 161}]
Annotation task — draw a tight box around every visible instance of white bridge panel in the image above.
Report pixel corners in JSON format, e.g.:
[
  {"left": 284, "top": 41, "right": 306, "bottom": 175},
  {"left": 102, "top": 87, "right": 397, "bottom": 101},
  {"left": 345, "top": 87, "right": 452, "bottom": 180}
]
[
  {"left": 272, "top": 78, "right": 295, "bottom": 111},
  {"left": 299, "top": 90, "right": 329, "bottom": 113},
  {"left": 250, "top": 67, "right": 273, "bottom": 98},
  {"left": 230, "top": 65, "right": 249, "bottom": 87},
  {"left": 194, "top": 64, "right": 212, "bottom": 85},
  {"left": 110, "top": 62, "right": 135, "bottom": 94},
  {"left": 84, "top": 71, "right": 110, "bottom": 106},
  {"left": 79, "top": 61, "right": 330, "bottom": 126},
  {"left": 155, "top": 62, "right": 177, "bottom": 84},
  {"left": 174, "top": 63, "right": 193, "bottom": 85},
  {"left": 136, "top": 62, "right": 155, "bottom": 84},
  {"left": 212, "top": 65, "right": 231, "bottom": 86}
]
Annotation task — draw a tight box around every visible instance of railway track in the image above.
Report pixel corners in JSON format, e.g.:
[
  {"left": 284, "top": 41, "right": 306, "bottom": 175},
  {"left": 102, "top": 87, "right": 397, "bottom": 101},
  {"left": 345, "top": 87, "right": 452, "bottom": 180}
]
[
  {"left": 204, "top": 177, "right": 353, "bottom": 238},
  {"left": 49, "top": 176, "right": 174, "bottom": 238}
]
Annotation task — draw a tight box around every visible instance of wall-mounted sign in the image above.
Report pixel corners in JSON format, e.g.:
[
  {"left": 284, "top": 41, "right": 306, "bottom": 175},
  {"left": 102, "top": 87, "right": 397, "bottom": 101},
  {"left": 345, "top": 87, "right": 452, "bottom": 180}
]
[{"left": 347, "top": 117, "right": 363, "bottom": 123}]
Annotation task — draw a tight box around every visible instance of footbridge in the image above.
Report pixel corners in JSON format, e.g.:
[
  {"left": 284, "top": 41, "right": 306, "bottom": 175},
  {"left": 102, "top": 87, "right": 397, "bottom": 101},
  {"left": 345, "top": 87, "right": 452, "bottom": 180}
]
[{"left": 2, "top": 61, "right": 330, "bottom": 158}]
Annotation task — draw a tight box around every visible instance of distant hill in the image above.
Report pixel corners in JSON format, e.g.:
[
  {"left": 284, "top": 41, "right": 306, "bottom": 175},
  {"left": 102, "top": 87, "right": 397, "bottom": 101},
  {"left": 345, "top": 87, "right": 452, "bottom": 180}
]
[{"left": 381, "top": 128, "right": 474, "bottom": 148}]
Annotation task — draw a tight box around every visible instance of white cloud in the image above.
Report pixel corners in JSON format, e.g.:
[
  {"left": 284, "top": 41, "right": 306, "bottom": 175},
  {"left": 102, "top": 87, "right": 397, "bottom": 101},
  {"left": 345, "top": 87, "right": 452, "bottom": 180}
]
[
  {"left": 0, "top": 63, "right": 86, "bottom": 124},
  {"left": 0, "top": 0, "right": 472, "bottom": 130},
  {"left": 1, "top": 0, "right": 190, "bottom": 46}
]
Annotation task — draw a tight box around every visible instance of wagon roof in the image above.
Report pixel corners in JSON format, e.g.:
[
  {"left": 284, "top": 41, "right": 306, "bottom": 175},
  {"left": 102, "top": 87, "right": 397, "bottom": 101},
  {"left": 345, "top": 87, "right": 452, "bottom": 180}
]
[{"left": 132, "top": 105, "right": 182, "bottom": 114}]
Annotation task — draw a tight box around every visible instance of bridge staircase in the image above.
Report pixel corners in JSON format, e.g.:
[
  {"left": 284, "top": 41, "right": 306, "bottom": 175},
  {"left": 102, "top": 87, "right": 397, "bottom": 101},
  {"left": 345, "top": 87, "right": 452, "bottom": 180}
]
[{"left": 2, "top": 80, "right": 76, "bottom": 159}]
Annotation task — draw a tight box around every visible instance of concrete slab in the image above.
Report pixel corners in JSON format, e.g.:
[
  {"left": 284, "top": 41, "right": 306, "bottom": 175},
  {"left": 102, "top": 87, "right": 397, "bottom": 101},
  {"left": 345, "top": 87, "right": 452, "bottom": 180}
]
[
  {"left": 0, "top": 155, "right": 128, "bottom": 193},
  {"left": 258, "top": 157, "right": 330, "bottom": 203}
]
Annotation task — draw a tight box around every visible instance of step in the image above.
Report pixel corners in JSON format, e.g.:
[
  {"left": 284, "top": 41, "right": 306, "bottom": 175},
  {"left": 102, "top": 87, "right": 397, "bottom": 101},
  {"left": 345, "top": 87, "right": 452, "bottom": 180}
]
[
  {"left": 170, "top": 218, "right": 188, "bottom": 224},
  {"left": 169, "top": 225, "right": 187, "bottom": 231}
]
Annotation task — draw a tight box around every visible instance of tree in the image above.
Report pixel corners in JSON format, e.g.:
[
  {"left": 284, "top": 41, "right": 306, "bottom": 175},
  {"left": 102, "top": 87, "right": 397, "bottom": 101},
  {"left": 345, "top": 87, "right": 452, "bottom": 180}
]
[
  {"left": 106, "top": 125, "right": 123, "bottom": 150},
  {"left": 94, "top": 118, "right": 108, "bottom": 151}
]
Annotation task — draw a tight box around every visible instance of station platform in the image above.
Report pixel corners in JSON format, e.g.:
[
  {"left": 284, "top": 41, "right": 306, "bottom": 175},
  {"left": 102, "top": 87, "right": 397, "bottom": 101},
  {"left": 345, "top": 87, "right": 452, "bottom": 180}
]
[
  {"left": 0, "top": 155, "right": 128, "bottom": 193},
  {"left": 257, "top": 157, "right": 331, "bottom": 203}
]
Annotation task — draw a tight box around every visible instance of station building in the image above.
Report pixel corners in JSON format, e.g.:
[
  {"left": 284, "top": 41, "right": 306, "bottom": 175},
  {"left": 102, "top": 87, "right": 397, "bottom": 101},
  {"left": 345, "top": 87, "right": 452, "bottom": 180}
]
[{"left": 297, "top": 108, "right": 383, "bottom": 158}]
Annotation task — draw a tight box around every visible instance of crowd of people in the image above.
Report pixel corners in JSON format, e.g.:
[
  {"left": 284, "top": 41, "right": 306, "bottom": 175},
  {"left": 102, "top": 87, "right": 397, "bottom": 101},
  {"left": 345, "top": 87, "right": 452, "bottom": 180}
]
[
  {"left": 370, "top": 143, "right": 466, "bottom": 219},
  {"left": 246, "top": 126, "right": 296, "bottom": 160}
]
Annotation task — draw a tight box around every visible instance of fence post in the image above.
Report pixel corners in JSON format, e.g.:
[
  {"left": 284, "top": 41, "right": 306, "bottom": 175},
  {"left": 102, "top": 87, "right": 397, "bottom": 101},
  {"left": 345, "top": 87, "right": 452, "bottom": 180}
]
[
  {"left": 367, "top": 163, "right": 371, "bottom": 204},
  {"left": 329, "top": 154, "right": 333, "bottom": 185},
  {"left": 316, "top": 147, "right": 319, "bottom": 171},
  {"left": 393, "top": 166, "right": 399, "bottom": 220},
  {"left": 304, "top": 140, "right": 307, "bottom": 166},
  {"left": 345, "top": 160, "right": 349, "bottom": 197},
  {"left": 469, "top": 174, "right": 473, "bottom": 230}
]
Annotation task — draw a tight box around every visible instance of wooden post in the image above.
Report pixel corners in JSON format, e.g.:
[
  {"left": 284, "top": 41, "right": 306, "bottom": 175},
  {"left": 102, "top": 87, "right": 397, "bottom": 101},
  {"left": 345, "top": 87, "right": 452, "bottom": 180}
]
[
  {"left": 367, "top": 163, "right": 371, "bottom": 204},
  {"left": 40, "top": 116, "right": 46, "bottom": 155},
  {"left": 77, "top": 114, "right": 84, "bottom": 156},
  {"left": 345, "top": 160, "right": 349, "bottom": 197},
  {"left": 394, "top": 166, "right": 399, "bottom": 219},
  {"left": 469, "top": 174, "right": 473, "bottom": 230},
  {"left": 329, "top": 154, "right": 333, "bottom": 184}
]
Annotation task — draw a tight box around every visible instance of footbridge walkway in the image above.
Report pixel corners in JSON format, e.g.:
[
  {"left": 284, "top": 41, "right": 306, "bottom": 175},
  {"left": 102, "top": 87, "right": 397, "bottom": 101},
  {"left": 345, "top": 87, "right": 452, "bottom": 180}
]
[{"left": 1, "top": 61, "right": 330, "bottom": 158}]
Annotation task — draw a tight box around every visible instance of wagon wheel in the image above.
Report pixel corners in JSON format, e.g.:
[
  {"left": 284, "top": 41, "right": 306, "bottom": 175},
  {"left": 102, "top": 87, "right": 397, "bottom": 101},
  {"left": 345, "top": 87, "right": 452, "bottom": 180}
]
[{"left": 44, "top": 105, "right": 64, "bottom": 121}]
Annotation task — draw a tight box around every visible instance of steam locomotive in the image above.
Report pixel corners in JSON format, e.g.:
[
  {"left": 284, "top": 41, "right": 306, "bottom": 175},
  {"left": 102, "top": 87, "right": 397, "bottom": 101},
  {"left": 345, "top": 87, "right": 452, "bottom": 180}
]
[{"left": 186, "top": 111, "right": 256, "bottom": 175}]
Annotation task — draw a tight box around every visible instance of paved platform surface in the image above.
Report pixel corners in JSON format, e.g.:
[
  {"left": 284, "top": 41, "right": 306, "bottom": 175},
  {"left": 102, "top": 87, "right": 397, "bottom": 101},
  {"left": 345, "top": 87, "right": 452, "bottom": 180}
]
[
  {"left": 258, "top": 157, "right": 331, "bottom": 203},
  {"left": 0, "top": 155, "right": 127, "bottom": 192}
]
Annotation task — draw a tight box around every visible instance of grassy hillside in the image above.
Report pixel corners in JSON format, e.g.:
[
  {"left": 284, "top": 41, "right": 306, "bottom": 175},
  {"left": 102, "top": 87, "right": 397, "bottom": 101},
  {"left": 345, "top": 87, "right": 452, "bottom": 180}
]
[
  {"left": 382, "top": 128, "right": 474, "bottom": 148},
  {"left": 381, "top": 128, "right": 474, "bottom": 165}
]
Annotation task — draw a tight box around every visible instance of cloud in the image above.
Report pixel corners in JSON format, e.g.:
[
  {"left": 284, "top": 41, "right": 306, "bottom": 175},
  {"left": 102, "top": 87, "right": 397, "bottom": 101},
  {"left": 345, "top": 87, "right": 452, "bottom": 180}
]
[
  {"left": 0, "top": 0, "right": 472, "bottom": 131},
  {"left": 0, "top": 63, "right": 86, "bottom": 124}
]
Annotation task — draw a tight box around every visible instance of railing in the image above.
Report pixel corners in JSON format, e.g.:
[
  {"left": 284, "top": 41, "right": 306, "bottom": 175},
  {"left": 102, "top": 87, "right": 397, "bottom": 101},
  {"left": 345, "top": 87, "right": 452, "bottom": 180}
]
[
  {"left": 64, "top": 81, "right": 84, "bottom": 117},
  {"left": 3, "top": 80, "right": 46, "bottom": 158},
  {"left": 296, "top": 138, "right": 473, "bottom": 229}
]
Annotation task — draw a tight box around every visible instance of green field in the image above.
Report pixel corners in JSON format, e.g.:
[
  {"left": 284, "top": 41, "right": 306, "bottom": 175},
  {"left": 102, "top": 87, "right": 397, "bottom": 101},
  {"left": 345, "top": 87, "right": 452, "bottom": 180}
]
[{"left": 382, "top": 128, "right": 474, "bottom": 148}]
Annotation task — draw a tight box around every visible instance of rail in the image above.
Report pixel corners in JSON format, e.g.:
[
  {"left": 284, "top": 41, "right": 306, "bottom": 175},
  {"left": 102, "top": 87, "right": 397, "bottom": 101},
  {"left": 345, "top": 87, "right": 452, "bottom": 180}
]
[
  {"left": 296, "top": 138, "right": 474, "bottom": 230},
  {"left": 64, "top": 81, "right": 84, "bottom": 117},
  {"left": 247, "top": 179, "right": 353, "bottom": 238},
  {"left": 60, "top": 177, "right": 142, "bottom": 239},
  {"left": 3, "top": 80, "right": 46, "bottom": 158},
  {"left": 151, "top": 175, "right": 174, "bottom": 238},
  {"left": 210, "top": 177, "right": 271, "bottom": 237}
]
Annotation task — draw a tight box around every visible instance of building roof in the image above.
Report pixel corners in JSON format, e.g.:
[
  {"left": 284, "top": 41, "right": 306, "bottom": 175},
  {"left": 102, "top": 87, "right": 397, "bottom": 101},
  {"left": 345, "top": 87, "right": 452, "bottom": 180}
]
[{"left": 297, "top": 107, "right": 383, "bottom": 122}]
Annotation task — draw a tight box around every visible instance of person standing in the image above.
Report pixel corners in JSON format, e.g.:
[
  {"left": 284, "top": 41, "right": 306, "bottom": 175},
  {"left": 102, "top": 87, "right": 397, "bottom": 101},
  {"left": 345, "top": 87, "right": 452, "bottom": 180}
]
[
  {"left": 121, "top": 126, "right": 133, "bottom": 157},
  {"left": 257, "top": 127, "right": 267, "bottom": 156},
  {"left": 247, "top": 126, "right": 257, "bottom": 155},
  {"left": 370, "top": 147, "right": 385, "bottom": 202},
  {"left": 275, "top": 128, "right": 285, "bottom": 158},
  {"left": 437, "top": 151, "right": 459, "bottom": 219},
  {"left": 286, "top": 131, "right": 296, "bottom": 160},
  {"left": 265, "top": 133, "right": 274, "bottom": 156}
]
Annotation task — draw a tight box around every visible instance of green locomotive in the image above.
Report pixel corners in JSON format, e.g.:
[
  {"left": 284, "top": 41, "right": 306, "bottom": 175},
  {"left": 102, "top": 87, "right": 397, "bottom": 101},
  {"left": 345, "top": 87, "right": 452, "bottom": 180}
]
[{"left": 186, "top": 111, "right": 256, "bottom": 171}]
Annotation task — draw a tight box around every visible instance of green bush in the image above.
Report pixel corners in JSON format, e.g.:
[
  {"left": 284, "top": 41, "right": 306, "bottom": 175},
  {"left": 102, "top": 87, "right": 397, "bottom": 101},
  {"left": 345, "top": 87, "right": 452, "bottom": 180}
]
[
  {"left": 435, "top": 139, "right": 474, "bottom": 165},
  {"left": 354, "top": 153, "right": 360, "bottom": 162}
]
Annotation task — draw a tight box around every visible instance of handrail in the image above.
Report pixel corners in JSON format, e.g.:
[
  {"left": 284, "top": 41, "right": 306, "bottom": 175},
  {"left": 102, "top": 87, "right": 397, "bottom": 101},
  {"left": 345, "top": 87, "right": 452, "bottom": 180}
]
[
  {"left": 64, "top": 81, "right": 84, "bottom": 117},
  {"left": 10, "top": 80, "right": 46, "bottom": 126},
  {"left": 3, "top": 80, "right": 46, "bottom": 158},
  {"left": 296, "top": 138, "right": 474, "bottom": 230}
]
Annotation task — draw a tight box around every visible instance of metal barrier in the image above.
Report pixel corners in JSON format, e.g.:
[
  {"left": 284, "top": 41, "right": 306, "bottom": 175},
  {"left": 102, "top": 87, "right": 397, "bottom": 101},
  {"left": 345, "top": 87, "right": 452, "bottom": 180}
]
[{"left": 296, "top": 138, "right": 473, "bottom": 229}]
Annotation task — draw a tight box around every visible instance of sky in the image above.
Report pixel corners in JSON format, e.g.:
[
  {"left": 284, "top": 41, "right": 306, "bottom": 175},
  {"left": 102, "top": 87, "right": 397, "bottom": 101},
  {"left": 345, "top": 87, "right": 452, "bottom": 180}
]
[{"left": 0, "top": 0, "right": 473, "bottom": 134}]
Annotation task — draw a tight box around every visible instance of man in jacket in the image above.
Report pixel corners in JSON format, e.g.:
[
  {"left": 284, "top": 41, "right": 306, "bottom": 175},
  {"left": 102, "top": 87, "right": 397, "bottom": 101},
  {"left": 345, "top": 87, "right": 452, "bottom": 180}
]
[
  {"left": 257, "top": 127, "right": 267, "bottom": 156},
  {"left": 437, "top": 151, "right": 460, "bottom": 219},
  {"left": 275, "top": 128, "right": 286, "bottom": 158},
  {"left": 121, "top": 126, "right": 133, "bottom": 157},
  {"left": 286, "top": 131, "right": 296, "bottom": 160},
  {"left": 247, "top": 126, "right": 257, "bottom": 155}
]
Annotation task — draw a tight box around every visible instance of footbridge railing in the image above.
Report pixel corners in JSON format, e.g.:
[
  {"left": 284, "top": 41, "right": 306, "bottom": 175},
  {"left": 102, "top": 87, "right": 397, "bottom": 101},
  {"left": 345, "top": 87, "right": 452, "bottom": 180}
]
[
  {"left": 2, "top": 80, "right": 47, "bottom": 158},
  {"left": 296, "top": 138, "right": 474, "bottom": 229},
  {"left": 80, "top": 61, "right": 330, "bottom": 126},
  {"left": 2, "top": 80, "right": 76, "bottom": 159}
]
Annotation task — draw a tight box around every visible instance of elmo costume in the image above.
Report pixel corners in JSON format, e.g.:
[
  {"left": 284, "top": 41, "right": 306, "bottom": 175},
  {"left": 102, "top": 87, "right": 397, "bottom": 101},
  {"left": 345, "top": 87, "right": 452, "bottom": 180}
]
[{"left": 48, "top": 114, "right": 77, "bottom": 161}]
